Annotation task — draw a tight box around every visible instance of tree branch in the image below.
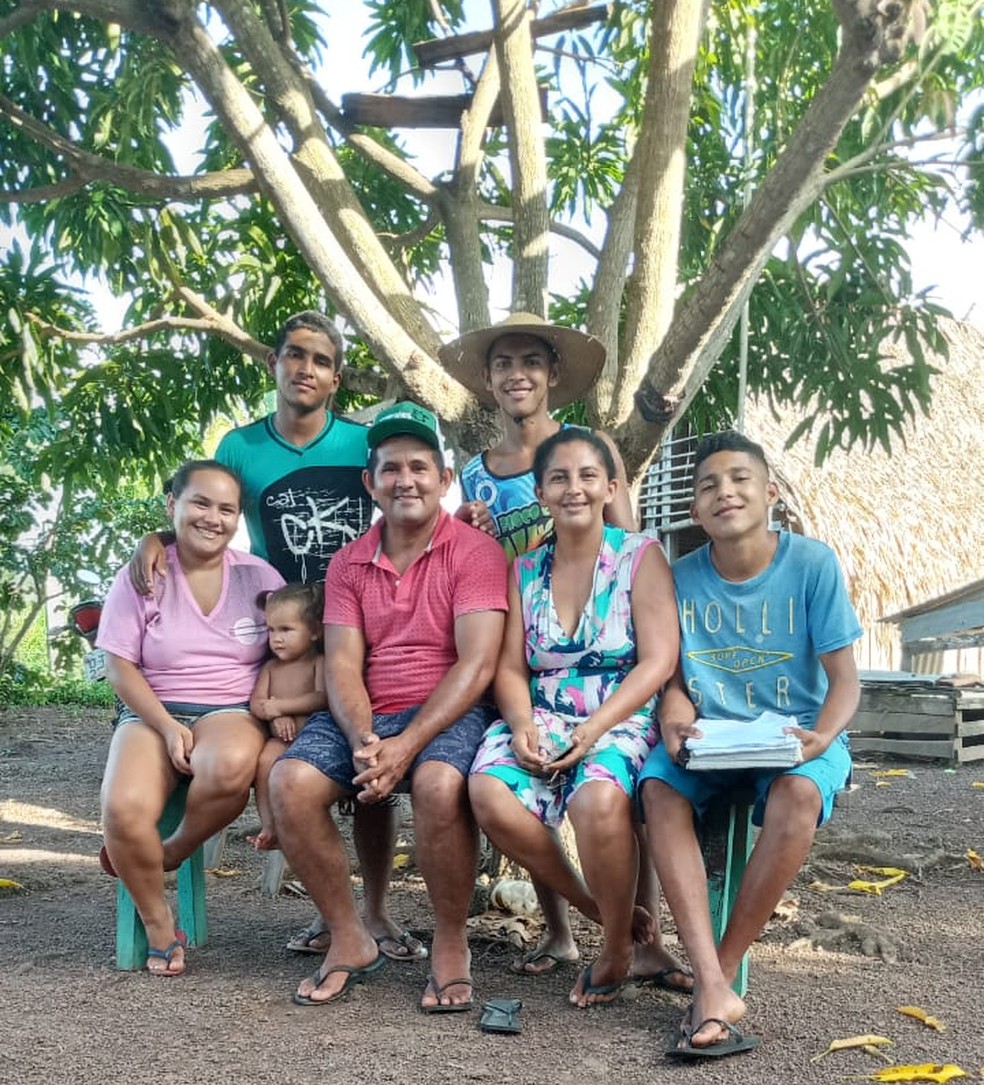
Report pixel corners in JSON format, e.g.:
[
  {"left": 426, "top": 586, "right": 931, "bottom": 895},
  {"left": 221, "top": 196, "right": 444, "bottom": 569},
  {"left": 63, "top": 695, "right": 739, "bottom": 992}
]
[
  {"left": 442, "top": 50, "right": 502, "bottom": 333},
  {"left": 615, "top": 0, "right": 706, "bottom": 424},
  {"left": 303, "top": 76, "right": 439, "bottom": 201},
  {"left": 209, "top": 0, "right": 442, "bottom": 358},
  {"left": 492, "top": 0, "right": 550, "bottom": 316},
  {"left": 0, "top": 94, "right": 256, "bottom": 199},
  {"left": 478, "top": 202, "right": 601, "bottom": 259},
  {"left": 0, "top": 176, "right": 87, "bottom": 204},
  {"left": 151, "top": 4, "right": 465, "bottom": 412},
  {"left": 615, "top": 0, "right": 931, "bottom": 480}
]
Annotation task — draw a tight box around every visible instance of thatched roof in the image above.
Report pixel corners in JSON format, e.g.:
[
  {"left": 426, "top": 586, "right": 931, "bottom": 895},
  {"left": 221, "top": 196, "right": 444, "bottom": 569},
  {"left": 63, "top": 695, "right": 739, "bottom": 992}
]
[{"left": 743, "top": 318, "right": 984, "bottom": 669}]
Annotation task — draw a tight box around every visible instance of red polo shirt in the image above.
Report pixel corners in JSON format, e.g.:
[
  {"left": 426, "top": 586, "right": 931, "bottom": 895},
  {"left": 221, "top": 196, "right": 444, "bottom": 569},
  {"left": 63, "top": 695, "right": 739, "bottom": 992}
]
[{"left": 323, "top": 510, "right": 508, "bottom": 713}]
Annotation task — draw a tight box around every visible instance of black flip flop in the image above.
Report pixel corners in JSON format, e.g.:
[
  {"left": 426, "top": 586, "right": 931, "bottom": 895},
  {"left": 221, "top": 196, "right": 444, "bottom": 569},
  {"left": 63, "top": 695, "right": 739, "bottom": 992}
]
[{"left": 666, "top": 1018, "right": 762, "bottom": 1059}]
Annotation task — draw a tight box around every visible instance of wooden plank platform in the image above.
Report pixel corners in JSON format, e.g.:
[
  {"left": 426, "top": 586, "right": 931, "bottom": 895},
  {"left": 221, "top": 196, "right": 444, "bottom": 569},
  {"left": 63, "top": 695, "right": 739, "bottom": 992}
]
[{"left": 850, "top": 683, "right": 984, "bottom": 762}]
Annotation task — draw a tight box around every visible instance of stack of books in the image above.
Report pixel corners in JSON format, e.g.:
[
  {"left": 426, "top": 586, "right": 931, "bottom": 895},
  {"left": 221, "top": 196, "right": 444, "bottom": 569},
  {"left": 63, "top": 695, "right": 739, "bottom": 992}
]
[{"left": 682, "top": 711, "right": 803, "bottom": 771}]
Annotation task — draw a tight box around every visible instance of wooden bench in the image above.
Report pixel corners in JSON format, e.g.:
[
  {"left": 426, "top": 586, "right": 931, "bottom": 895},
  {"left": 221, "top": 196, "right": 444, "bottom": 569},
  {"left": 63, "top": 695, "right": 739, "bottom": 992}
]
[{"left": 114, "top": 783, "right": 208, "bottom": 970}]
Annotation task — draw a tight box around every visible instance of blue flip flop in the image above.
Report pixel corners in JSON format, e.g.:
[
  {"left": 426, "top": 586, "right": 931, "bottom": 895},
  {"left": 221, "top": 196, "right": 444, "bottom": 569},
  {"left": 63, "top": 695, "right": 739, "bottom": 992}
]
[
  {"left": 629, "top": 965, "right": 695, "bottom": 994},
  {"left": 146, "top": 930, "right": 188, "bottom": 977},
  {"left": 572, "top": 963, "right": 622, "bottom": 1008},
  {"left": 667, "top": 1017, "right": 762, "bottom": 1059},
  {"left": 292, "top": 953, "right": 385, "bottom": 1006}
]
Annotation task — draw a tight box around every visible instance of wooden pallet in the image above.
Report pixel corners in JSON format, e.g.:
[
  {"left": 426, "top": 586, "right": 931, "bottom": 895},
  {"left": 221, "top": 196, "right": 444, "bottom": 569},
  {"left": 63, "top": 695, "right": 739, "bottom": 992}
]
[{"left": 850, "top": 686, "right": 984, "bottom": 762}]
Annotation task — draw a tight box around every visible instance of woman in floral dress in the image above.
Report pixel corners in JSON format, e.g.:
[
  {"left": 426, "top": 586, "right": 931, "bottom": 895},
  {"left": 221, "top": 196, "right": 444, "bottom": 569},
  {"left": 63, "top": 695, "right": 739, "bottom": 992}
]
[{"left": 469, "top": 428, "right": 680, "bottom": 1008}]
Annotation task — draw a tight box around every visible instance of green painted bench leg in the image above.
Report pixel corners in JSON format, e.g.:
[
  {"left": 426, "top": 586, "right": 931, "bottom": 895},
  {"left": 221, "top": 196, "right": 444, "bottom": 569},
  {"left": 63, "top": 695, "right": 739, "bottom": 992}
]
[
  {"left": 114, "top": 784, "right": 207, "bottom": 970},
  {"left": 701, "top": 796, "right": 754, "bottom": 997}
]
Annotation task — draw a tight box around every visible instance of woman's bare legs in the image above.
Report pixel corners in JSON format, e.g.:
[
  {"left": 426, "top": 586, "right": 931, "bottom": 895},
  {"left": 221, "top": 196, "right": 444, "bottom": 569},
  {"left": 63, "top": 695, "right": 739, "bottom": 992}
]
[{"left": 100, "top": 722, "right": 183, "bottom": 972}]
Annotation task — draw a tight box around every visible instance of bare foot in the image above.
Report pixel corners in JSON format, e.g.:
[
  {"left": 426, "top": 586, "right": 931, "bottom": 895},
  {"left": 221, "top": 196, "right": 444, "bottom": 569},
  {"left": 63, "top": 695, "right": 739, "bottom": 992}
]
[
  {"left": 678, "top": 984, "right": 746, "bottom": 1050},
  {"left": 631, "top": 904, "right": 657, "bottom": 945},
  {"left": 146, "top": 930, "right": 187, "bottom": 976},
  {"left": 630, "top": 943, "right": 694, "bottom": 993},
  {"left": 511, "top": 932, "right": 579, "bottom": 975},
  {"left": 246, "top": 827, "right": 279, "bottom": 851},
  {"left": 569, "top": 946, "right": 632, "bottom": 1009},
  {"left": 420, "top": 937, "right": 472, "bottom": 1011},
  {"left": 293, "top": 929, "right": 379, "bottom": 1004}
]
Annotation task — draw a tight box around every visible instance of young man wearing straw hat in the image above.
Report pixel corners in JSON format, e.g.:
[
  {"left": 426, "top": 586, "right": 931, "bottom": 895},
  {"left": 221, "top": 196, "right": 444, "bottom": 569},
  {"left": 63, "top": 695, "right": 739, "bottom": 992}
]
[{"left": 438, "top": 313, "right": 692, "bottom": 999}]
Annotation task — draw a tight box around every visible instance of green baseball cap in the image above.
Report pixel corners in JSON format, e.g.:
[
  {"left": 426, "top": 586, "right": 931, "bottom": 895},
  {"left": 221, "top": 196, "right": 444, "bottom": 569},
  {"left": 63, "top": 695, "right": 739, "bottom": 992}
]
[{"left": 367, "top": 401, "right": 442, "bottom": 452}]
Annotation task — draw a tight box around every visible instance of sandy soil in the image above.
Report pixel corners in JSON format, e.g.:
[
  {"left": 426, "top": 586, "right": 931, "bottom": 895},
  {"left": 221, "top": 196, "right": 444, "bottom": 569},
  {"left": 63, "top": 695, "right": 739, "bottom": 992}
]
[{"left": 1, "top": 706, "right": 983, "bottom": 1085}]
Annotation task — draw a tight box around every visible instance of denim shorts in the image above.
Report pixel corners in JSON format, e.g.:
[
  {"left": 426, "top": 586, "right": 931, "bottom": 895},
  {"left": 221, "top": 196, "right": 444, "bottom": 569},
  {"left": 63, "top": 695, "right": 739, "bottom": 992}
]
[
  {"left": 280, "top": 703, "right": 495, "bottom": 791},
  {"left": 638, "top": 736, "right": 851, "bottom": 828},
  {"left": 115, "top": 700, "right": 252, "bottom": 729}
]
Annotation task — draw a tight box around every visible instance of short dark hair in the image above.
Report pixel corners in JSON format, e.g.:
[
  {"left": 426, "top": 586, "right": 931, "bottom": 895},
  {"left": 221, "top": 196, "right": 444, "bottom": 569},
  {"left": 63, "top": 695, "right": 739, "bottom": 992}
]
[
  {"left": 532, "top": 427, "right": 616, "bottom": 487},
  {"left": 257, "top": 582, "right": 324, "bottom": 644},
  {"left": 273, "top": 311, "right": 345, "bottom": 370},
  {"left": 692, "top": 430, "right": 769, "bottom": 486},
  {"left": 366, "top": 439, "right": 446, "bottom": 478},
  {"left": 170, "top": 459, "right": 242, "bottom": 505}
]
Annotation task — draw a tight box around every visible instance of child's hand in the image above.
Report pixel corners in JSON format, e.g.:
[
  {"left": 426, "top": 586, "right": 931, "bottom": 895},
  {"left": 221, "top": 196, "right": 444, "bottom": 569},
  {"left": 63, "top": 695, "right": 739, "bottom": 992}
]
[
  {"left": 455, "top": 500, "right": 494, "bottom": 534},
  {"left": 271, "top": 715, "right": 296, "bottom": 742}
]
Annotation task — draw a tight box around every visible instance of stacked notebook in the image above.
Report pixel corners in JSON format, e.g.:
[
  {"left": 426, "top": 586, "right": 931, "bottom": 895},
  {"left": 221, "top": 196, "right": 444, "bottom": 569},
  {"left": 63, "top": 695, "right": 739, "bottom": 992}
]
[{"left": 682, "top": 711, "right": 803, "bottom": 770}]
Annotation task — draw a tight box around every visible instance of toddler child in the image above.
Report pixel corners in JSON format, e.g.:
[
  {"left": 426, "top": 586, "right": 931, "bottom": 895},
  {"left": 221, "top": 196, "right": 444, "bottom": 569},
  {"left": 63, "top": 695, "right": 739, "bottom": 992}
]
[{"left": 248, "top": 583, "right": 327, "bottom": 849}]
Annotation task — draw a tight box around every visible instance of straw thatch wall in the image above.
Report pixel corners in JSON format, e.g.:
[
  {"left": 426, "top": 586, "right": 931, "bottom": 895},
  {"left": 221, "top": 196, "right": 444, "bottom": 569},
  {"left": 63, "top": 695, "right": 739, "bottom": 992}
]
[{"left": 742, "top": 319, "right": 984, "bottom": 673}]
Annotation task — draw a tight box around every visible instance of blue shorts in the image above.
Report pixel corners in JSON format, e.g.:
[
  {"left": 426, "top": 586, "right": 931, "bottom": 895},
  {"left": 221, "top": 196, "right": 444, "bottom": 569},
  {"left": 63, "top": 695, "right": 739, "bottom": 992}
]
[
  {"left": 116, "top": 700, "right": 251, "bottom": 729},
  {"left": 280, "top": 704, "right": 494, "bottom": 791},
  {"left": 638, "top": 737, "right": 851, "bottom": 828}
]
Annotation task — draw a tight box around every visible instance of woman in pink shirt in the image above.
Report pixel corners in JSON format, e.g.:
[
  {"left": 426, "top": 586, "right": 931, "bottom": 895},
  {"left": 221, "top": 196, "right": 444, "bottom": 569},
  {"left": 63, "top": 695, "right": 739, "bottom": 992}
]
[{"left": 96, "top": 460, "right": 283, "bottom": 975}]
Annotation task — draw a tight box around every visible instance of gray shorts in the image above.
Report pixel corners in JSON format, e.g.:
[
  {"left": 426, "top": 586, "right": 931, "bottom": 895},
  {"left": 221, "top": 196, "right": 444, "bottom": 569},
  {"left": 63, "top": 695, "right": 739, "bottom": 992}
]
[
  {"left": 280, "top": 704, "right": 494, "bottom": 791},
  {"left": 115, "top": 700, "right": 251, "bottom": 728}
]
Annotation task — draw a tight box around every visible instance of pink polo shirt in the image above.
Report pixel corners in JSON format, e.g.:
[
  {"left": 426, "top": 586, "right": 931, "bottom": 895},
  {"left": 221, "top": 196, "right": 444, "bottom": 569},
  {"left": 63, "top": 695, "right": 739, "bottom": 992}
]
[{"left": 324, "top": 511, "right": 508, "bottom": 713}]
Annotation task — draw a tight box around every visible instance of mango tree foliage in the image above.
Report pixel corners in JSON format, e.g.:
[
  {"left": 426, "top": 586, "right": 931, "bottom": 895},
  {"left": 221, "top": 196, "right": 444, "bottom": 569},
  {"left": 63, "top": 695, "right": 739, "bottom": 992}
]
[{"left": 1, "top": 0, "right": 982, "bottom": 489}]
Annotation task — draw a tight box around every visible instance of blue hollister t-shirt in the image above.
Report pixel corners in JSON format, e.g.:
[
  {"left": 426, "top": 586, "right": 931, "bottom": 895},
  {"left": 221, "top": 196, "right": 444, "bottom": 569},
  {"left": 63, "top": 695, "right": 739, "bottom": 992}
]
[{"left": 672, "top": 531, "right": 862, "bottom": 730}]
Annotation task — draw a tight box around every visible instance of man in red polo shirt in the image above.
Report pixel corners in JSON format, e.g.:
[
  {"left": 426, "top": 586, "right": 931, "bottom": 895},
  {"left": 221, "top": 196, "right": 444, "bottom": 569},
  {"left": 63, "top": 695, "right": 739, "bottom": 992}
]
[{"left": 270, "top": 403, "right": 508, "bottom": 1012}]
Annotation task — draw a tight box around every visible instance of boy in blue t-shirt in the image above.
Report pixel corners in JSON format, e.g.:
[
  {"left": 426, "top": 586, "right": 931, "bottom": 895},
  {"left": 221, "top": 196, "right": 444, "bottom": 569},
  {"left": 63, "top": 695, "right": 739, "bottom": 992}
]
[{"left": 639, "top": 430, "right": 861, "bottom": 1058}]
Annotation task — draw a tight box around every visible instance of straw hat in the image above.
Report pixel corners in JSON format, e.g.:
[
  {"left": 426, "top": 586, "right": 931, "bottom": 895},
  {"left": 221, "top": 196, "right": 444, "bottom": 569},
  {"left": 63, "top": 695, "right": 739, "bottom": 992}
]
[{"left": 437, "top": 312, "right": 606, "bottom": 408}]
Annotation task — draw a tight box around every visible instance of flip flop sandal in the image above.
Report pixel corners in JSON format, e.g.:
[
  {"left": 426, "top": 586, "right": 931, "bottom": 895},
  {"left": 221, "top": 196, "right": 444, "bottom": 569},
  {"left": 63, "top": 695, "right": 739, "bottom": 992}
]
[
  {"left": 375, "top": 930, "right": 428, "bottom": 961},
  {"left": 420, "top": 975, "right": 474, "bottom": 1014},
  {"left": 666, "top": 1018, "right": 762, "bottom": 1060},
  {"left": 292, "top": 954, "right": 385, "bottom": 1006},
  {"left": 479, "top": 998, "right": 522, "bottom": 1034},
  {"left": 510, "top": 948, "right": 578, "bottom": 976},
  {"left": 146, "top": 929, "right": 188, "bottom": 977},
  {"left": 572, "top": 963, "right": 623, "bottom": 1009},
  {"left": 629, "top": 965, "right": 695, "bottom": 994},
  {"left": 286, "top": 922, "right": 333, "bottom": 954}
]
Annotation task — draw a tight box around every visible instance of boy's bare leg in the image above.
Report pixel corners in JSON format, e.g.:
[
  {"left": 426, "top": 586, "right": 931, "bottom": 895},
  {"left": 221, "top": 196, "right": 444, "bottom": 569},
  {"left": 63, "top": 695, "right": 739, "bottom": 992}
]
[
  {"left": 715, "top": 775, "right": 820, "bottom": 982},
  {"left": 642, "top": 779, "right": 746, "bottom": 1048}
]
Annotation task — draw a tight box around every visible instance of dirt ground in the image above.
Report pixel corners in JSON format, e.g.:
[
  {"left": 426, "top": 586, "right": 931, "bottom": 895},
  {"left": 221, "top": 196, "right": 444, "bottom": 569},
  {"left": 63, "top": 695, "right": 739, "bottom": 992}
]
[{"left": 2, "top": 706, "right": 983, "bottom": 1085}]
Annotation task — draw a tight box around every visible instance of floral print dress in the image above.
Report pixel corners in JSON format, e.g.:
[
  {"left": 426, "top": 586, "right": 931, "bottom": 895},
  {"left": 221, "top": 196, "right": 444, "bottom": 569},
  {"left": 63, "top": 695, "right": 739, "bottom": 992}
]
[{"left": 470, "top": 525, "right": 661, "bottom": 825}]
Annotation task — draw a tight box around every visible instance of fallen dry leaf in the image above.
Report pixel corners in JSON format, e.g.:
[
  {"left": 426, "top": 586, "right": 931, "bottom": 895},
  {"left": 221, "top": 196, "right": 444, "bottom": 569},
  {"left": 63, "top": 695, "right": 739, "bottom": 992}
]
[
  {"left": 870, "top": 769, "right": 912, "bottom": 778},
  {"left": 848, "top": 866, "right": 909, "bottom": 895},
  {"left": 867, "top": 1064, "right": 967, "bottom": 1083},
  {"left": 966, "top": 849, "right": 983, "bottom": 872},
  {"left": 876, "top": 780, "right": 893, "bottom": 787},
  {"left": 0, "top": 877, "right": 24, "bottom": 890},
  {"left": 811, "top": 1033, "right": 893, "bottom": 1062},
  {"left": 0, "top": 830, "right": 23, "bottom": 845},
  {"left": 897, "top": 1005, "right": 946, "bottom": 1032},
  {"left": 970, "top": 782, "right": 984, "bottom": 789},
  {"left": 205, "top": 867, "right": 241, "bottom": 878}
]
